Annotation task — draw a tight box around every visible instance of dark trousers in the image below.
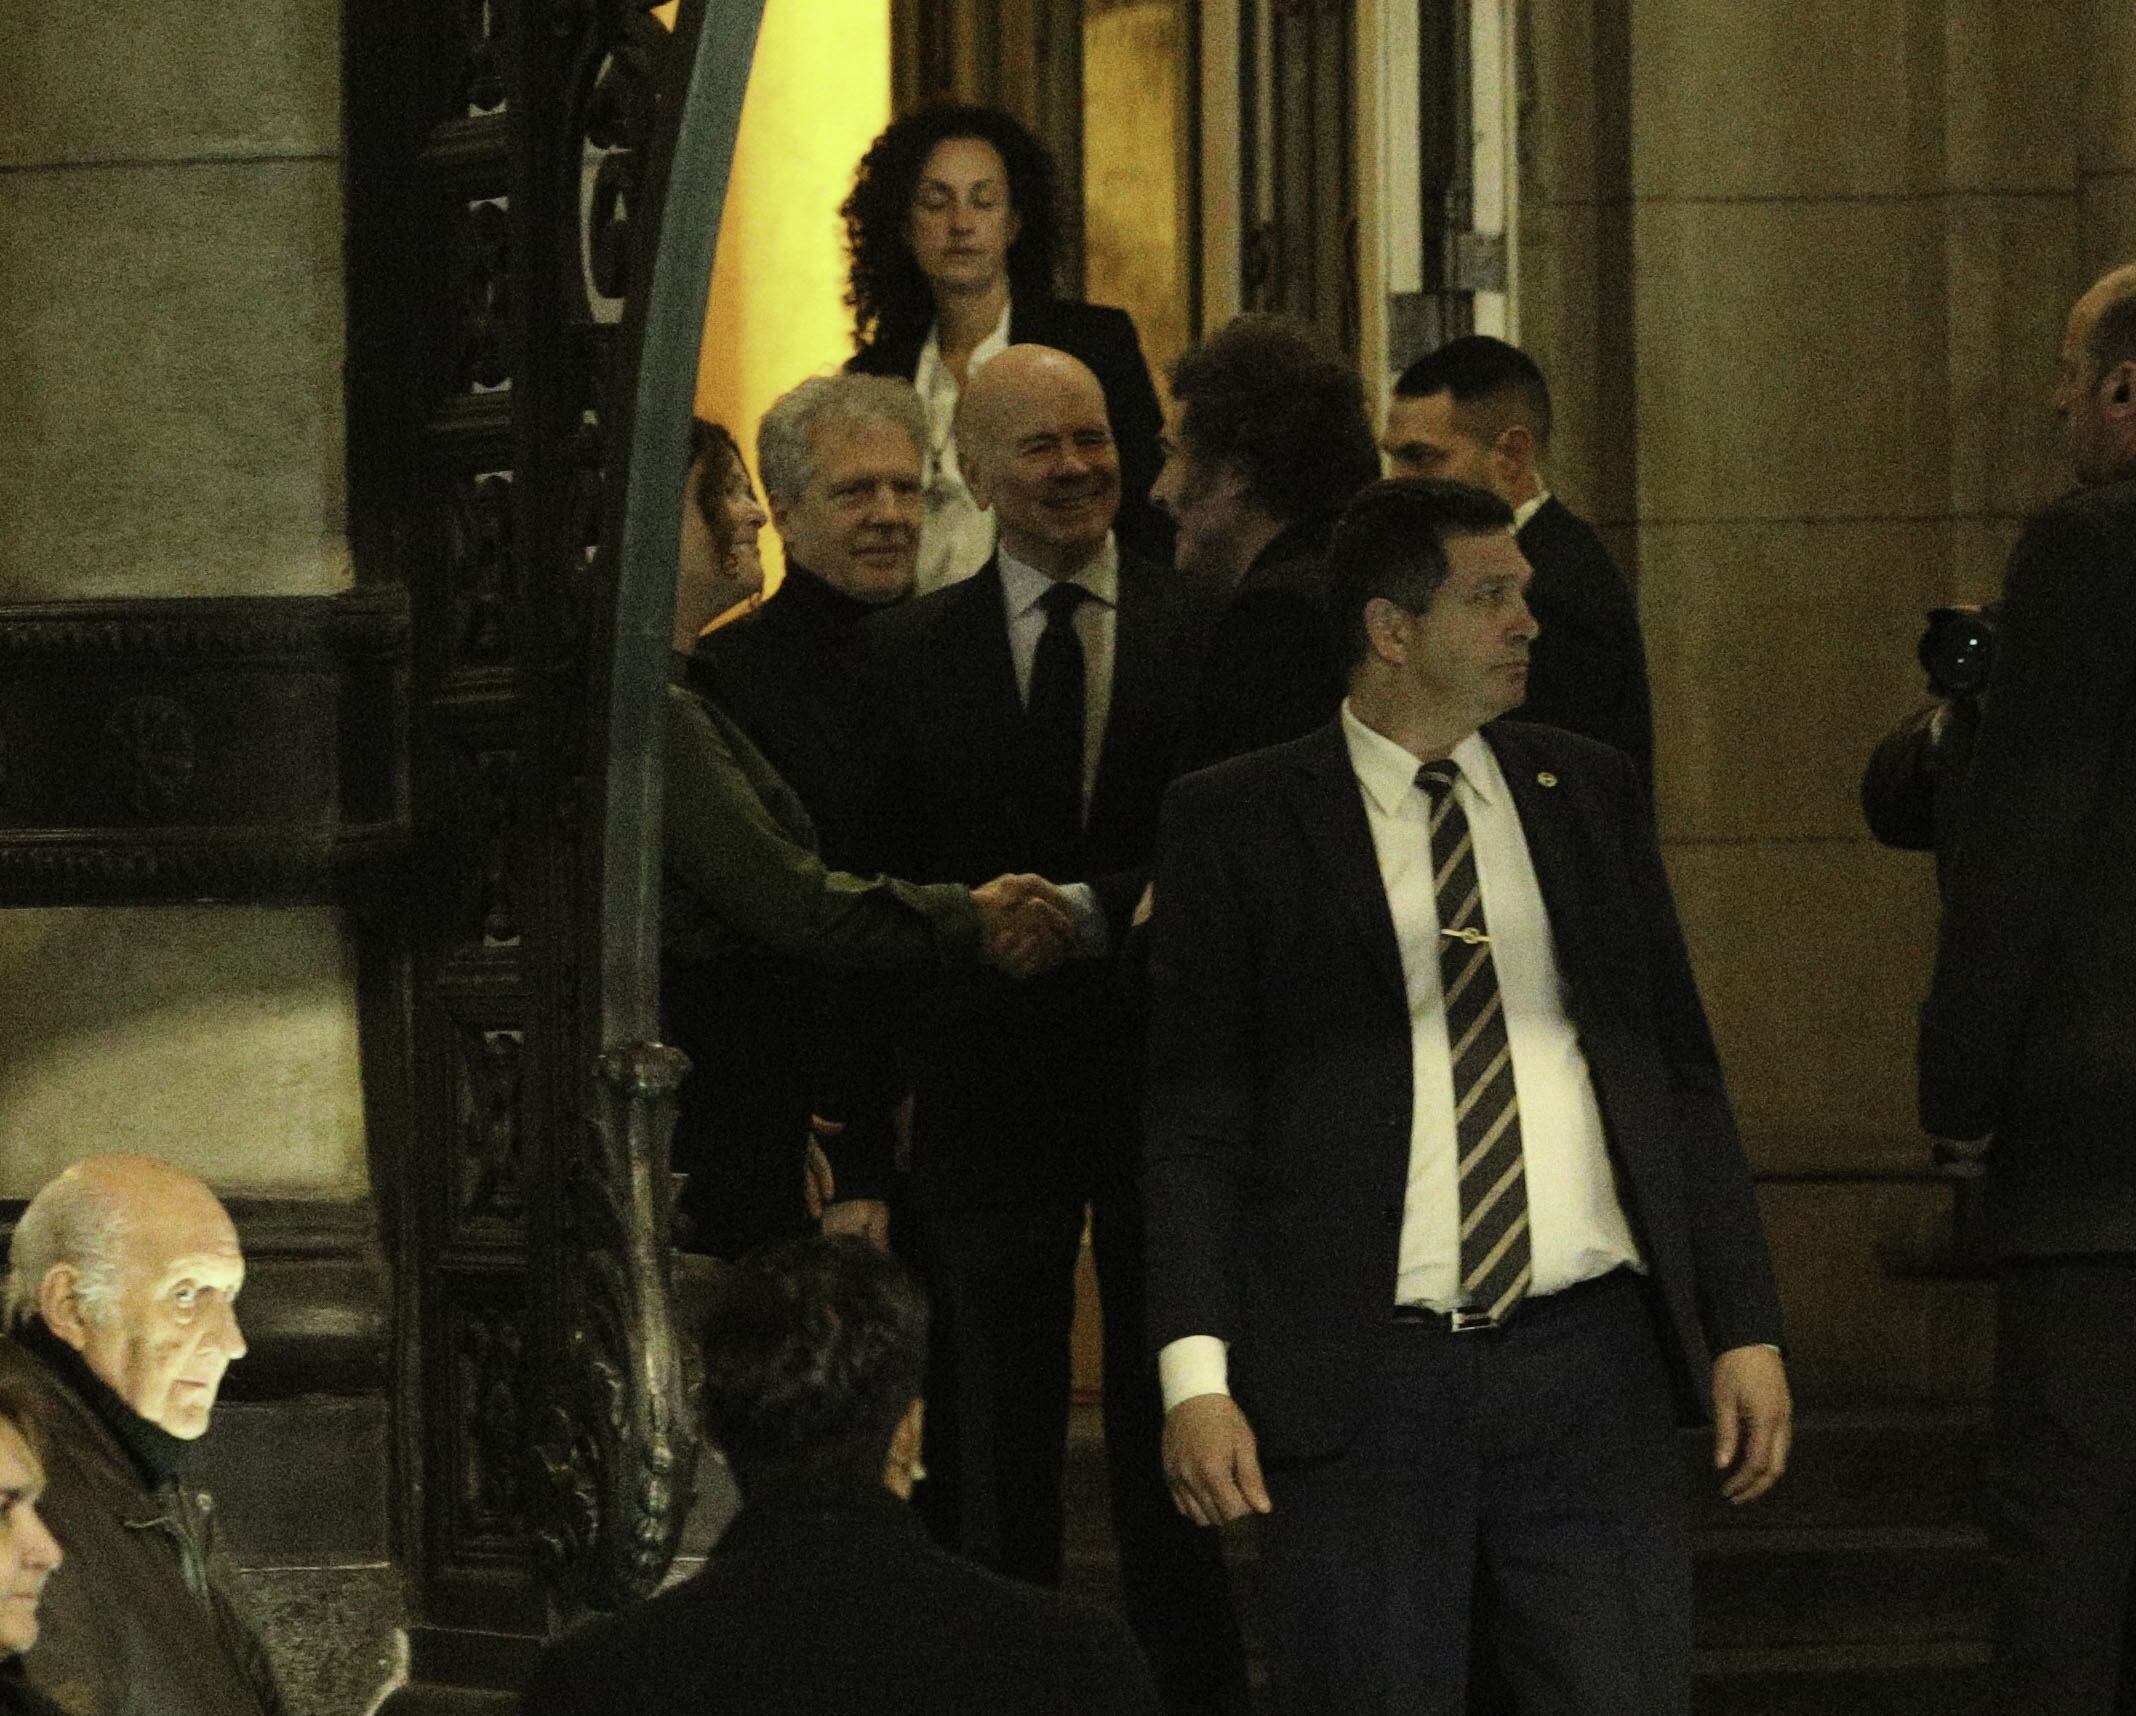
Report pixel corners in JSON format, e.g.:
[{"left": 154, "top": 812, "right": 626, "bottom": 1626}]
[
  {"left": 911, "top": 1193, "right": 1250, "bottom": 1716},
  {"left": 1257, "top": 1272, "right": 1691, "bottom": 1716},
  {"left": 1991, "top": 1259, "right": 2136, "bottom": 1715}
]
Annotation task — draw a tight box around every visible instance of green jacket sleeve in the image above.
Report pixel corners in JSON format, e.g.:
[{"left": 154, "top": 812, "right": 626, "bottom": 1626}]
[{"left": 664, "top": 685, "right": 985, "bottom": 975}]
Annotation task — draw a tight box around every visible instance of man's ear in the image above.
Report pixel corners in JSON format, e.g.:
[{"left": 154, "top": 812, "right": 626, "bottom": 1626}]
[
  {"left": 2103, "top": 360, "right": 2136, "bottom": 415},
  {"left": 35, "top": 1266, "right": 89, "bottom": 1351},
  {"left": 882, "top": 1397, "right": 926, "bottom": 1496},
  {"left": 1362, "top": 596, "right": 1410, "bottom": 665},
  {"left": 893, "top": 1398, "right": 925, "bottom": 1462},
  {"left": 1493, "top": 423, "right": 1539, "bottom": 487},
  {"left": 962, "top": 448, "right": 995, "bottom": 512}
]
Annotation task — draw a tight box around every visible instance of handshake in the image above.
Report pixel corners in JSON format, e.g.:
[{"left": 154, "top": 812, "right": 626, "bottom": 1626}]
[{"left": 970, "top": 873, "right": 1080, "bottom": 978}]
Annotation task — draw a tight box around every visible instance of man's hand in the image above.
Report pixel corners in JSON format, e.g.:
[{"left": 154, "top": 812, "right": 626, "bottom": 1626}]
[
  {"left": 1162, "top": 1393, "right": 1272, "bottom": 1527},
  {"left": 971, "top": 873, "right": 1077, "bottom": 978},
  {"left": 1712, "top": 1344, "right": 1792, "bottom": 1504},
  {"left": 822, "top": 1198, "right": 890, "bottom": 1250}
]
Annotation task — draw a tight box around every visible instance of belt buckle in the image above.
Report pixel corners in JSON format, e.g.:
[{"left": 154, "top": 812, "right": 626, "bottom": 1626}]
[{"left": 1448, "top": 1308, "right": 1499, "bottom": 1334}]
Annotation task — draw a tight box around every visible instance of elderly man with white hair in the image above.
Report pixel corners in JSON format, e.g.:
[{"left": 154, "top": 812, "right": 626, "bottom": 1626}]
[{"left": 0, "top": 1153, "right": 285, "bottom": 1716}]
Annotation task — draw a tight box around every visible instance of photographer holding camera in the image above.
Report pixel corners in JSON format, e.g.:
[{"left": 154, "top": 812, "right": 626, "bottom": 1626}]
[
  {"left": 1860, "top": 603, "right": 1999, "bottom": 887},
  {"left": 1917, "top": 261, "right": 2136, "bottom": 1716}
]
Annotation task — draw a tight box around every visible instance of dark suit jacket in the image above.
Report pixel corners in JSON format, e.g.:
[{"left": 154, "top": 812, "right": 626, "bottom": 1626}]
[
  {"left": 1143, "top": 719, "right": 1782, "bottom": 1462},
  {"left": 1516, "top": 497, "right": 1655, "bottom": 778},
  {"left": 856, "top": 551, "right": 1205, "bottom": 1206},
  {"left": 1180, "top": 516, "right": 1344, "bottom": 773},
  {"left": 1919, "top": 479, "right": 2136, "bottom": 1256},
  {"left": 518, "top": 1484, "right": 1162, "bottom": 1716},
  {"left": 850, "top": 296, "right": 1171, "bottom": 568}
]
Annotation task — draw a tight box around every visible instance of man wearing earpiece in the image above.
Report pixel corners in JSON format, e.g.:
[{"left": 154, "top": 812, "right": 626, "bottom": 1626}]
[{"left": 1918, "top": 260, "right": 2136, "bottom": 1715}]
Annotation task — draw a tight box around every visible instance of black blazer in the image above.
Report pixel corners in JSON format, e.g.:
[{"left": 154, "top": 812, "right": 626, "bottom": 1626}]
[
  {"left": 1516, "top": 497, "right": 1655, "bottom": 778},
  {"left": 1143, "top": 719, "right": 1782, "bottom": 1461},
  {"left": 518, "top": 1485, "right": 1161, "bottom": 1716},
  {"left": 856, "top": 551, "right": 1205, "bottom": 1206},
  {"left": 849, "top": 296, "right": 1171, "bottom": 568},
  {"left": 1179, "top": 516, "right": 1344, "bottom": 773},
  {"left": 1919, "top": 480, "right": 2136, "bottom": 1256}
]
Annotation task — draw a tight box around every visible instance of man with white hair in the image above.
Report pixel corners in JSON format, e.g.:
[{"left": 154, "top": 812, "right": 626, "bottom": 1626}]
[
  {"left": 0, "top": 1154, "right": 284, "bottom": 1716},
  {"left": 697, "top": 373, "right": 928, "bottom": 867}
]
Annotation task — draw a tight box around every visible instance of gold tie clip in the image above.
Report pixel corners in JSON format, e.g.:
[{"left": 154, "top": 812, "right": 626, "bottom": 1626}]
[{"left": 1440, "top": 927, "right": 1490, "bottom": 946}]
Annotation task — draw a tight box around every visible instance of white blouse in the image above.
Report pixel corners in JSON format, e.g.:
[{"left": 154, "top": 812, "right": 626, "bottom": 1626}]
[{"left": 909, "top": 301, "right": 1012, "bottom": 595}]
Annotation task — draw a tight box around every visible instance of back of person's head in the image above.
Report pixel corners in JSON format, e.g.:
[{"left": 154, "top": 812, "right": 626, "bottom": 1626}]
[
  {"left": 755, "top": 374, "right": 926, "bottom": 514},
  {"left": 1393, "top": 335, "right": 1553, "bottom": 450},
  {"left": 700, "top": 1235, "right": 928, "bottom": 1499},
  {"left": 1170, "top": 315, "right": 1380, "bottom": 523},
  {"left": 1328, "top": 478, "right": 1516, "bottom": 671}
]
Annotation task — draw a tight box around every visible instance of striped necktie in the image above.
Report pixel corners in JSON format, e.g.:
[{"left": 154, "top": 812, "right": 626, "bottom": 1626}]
[{"left": 1417, "top": 760, "right": 1531, "bottom": 1324}]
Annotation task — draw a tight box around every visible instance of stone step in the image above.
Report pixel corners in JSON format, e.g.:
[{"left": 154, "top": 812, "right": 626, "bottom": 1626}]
[
  {"left": 1061, "top": 1397, "right": 1995, "bottom": 1688},
  {"left": 1067, "top": 1399, "right": 1988, "bottom": 1546},
  {"left": 1692, "top": 1524, "right": 1990, "bottom": 1650},
  {"left": 1688, "top": 1401, "right": 1986, "bottom": 1534},
  {"left": 1693, "top": 1640, "right": 1991, "bottom": 1716}
]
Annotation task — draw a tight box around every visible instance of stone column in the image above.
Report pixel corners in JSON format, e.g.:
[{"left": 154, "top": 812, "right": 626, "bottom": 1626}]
[
  {"left": 0, "top": 1, "right": 364, "bottom": 1201},
  {"left": 1526, "top": 0, "right": 2095, "bottom": 1394},
  {"left": 2080, "top": 0, "right": 2136, "bottom": 273}
]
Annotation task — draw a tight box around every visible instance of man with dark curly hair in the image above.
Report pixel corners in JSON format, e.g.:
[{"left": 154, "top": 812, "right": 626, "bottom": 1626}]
[
  {"left": 518, "top": 1237, "right": 1162, "bottom": 1716},
  {"left": 1154, "top": 314, "right": 1383, "bottom": 770},
  {"left": 842, "top": 103, "right": 1169, "bottom": 589}
]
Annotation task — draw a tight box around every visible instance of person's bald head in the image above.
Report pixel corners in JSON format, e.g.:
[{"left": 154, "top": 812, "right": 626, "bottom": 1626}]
[
  {"left": 6, "top": 1155, "right": 247, "bottom": 1439},
  {"left": 2057, "top": 262, "right": 2136, "bottom": 487},
  {"left": 956, "top": 345, "right": 1121, "bottom": 578}
]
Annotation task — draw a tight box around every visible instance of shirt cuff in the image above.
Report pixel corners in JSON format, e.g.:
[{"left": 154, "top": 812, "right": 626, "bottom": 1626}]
[
  {"left": 1158, "top": 1334, "right": 1230, "bottom": 1412},
  {"left": 1060, "top": 881, "right": 1111, "bottom": 958}
]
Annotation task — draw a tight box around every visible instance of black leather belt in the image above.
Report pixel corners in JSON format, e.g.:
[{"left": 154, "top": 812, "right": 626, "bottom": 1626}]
[{"left": 1392, "top": 1266, "right": 1638, "bottom": 1334}]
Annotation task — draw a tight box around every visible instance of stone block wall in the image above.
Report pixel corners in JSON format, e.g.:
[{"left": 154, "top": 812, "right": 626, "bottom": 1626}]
[
  {"left": 1519, "top": 0, "right": 2136, "bottom": 1395},
  {"left": 0, "top": 0, "right": 364, "bottom": 1201}
]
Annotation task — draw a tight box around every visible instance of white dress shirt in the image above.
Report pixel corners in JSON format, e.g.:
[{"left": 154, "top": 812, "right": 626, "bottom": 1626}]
[
  {"left": 998, "top": 538, "right": 1121, "bottom": 954},
  {"left": 1511, "top": 490, "right": 1551, "bottom": 534},
  {"left": 1158, "top": 703, "right": 1644, "bottom": 1409},
  {"left": 912, "top": 303, "right": 1012, "bottom": 596}
]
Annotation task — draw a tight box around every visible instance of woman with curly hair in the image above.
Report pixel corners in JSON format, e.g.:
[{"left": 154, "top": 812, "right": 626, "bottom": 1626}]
[{"left": 842, "top": 103, "right": 1169, "bottom": 592}]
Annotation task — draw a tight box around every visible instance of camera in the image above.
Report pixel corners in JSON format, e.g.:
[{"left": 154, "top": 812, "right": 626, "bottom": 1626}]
[{"left": 1918, "top": 605, "right": 1998, "bottom": 700}]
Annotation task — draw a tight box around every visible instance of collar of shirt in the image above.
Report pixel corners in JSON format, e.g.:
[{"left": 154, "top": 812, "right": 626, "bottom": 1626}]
[
  {"left": 1339, "top": 701, "right": 1498, "bottom": 818},
  {"left": 998, "top": 535, "right": 1120, "bottom": 619},
  {"left": 1511, "top": 490, "right": 1552, "bottom": 533},
  {"left": 912, "top": 299, "right": 1015, "bottom": 435}
]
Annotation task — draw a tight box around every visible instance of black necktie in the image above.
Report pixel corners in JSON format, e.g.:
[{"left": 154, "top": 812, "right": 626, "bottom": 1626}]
[
  {"left": 1417, "top": 760, "right": 1531, "bottom": 1324},
  {"left": 1027, "top": 582, "right": 1091, "bottom": 858}
]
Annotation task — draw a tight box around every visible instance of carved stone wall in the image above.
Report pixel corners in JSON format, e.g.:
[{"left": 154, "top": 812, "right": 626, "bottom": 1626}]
[{"left": 0, "top": 2, "right": 371, "bottom": 1202}]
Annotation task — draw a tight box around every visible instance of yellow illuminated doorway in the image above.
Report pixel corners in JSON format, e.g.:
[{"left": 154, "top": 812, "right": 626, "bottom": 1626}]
[{"left": 695, "top": 0, "right": 894, "bottom": 596}]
